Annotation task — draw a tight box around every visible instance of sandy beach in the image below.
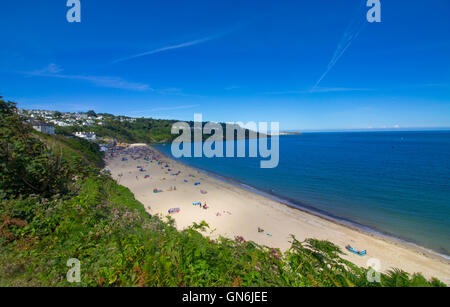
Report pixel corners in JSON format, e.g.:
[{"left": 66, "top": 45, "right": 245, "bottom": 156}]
[{"left": 105, "top": 144, "right": 450, "bottom": 283}]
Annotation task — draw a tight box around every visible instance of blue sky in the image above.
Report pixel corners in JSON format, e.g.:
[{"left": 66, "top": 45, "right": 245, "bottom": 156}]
[{"left": 1, "top": 0, "right": 449, "bottom": 131}]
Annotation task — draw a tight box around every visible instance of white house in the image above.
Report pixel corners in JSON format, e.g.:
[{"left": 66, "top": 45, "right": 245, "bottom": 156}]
[
  {"left": 50, "top": 120, "right": 71, "bottom": 127},
  {"left": 74, "top": 131, "right": 97, "bottom": 141},
  {"left": 31, "top": 121, "right": 55, "bottom": 135}
]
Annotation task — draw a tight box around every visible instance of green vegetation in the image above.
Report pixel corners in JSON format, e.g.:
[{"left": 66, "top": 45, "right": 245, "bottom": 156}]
[
  {"left": 55, "top": 117, "right": 180, "bottom": 144},
  {"left": 0, "top": 98, "right": 446, "bottom": 287},
  {"left": 39, "top": 133, "right": 104, "bottom": 168},
  {"left": 56, "top": 115, "right": 262, "bottom": 144}
]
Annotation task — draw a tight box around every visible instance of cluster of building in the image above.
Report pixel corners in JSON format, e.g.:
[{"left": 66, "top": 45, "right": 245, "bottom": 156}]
[
  {"left": 20, "top": 109, "right": 139, "bottom": 127},
  {"left": 18, "top": 109, "right": 108, "bottom": 127},
  {"left": 21, "top": 109, "right": 137, "bottom": 153},
  {"left": 29, "top": 120, "right": 97, "bottom": 141},
  {"left": 29, "top": 122, "right": 113, "bottom": 152}
]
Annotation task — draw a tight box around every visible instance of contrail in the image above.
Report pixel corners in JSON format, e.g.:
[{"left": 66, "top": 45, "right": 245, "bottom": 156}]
[
  {"left": 112, "top": 37, "right": 215, "bottom": 64},
  {"left": 112, "top": 25, "right": 240, "bottom": 64},
  {"left": 312, "top": 1, "right": 367, "bottom": 90}
]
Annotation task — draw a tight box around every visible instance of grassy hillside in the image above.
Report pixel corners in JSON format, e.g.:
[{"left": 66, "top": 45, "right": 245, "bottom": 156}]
[
  {"left": 0, "top": 98, "right": 446, "bottom": 287},
  {"left": 55, "top": 116, "right": 263, "bottom": 144},
  {"left": 38, "top": 133, "right": 105, "bottom": 168},
  {"left": 56, "top": 117, "right": 176, "bottom": 144}
]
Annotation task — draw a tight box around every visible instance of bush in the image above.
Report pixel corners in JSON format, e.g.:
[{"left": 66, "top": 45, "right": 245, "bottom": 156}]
[{"left": 0, "top": 99, "right": 75, "bottom": 198}]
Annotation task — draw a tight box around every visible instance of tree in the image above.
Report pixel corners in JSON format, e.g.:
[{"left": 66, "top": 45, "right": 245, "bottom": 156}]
[{"left": 86, "top": 110, "right": 97, "bottom": 118}]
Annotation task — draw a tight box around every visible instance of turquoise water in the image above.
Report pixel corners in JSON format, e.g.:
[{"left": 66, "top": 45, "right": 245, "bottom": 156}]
[{"left": 155, "top": 131, "right": 450, "bottom": 255}]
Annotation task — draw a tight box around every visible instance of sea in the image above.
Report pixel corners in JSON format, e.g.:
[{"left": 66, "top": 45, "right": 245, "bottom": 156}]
[{"left": 155, "top": 131, "right": 450, "bottom": 256}]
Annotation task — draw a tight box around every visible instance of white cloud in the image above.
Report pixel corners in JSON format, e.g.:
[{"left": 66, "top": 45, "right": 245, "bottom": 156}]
[
  {"left": 128, "top": 104, "right": 201, "bottom": 116},
  {"left": 39, "top": 63, "right": 63, "bottom": 74},
  {"left": 26, "top": 65, "right": 151, "bottom": 91},
  {"left": 263, "top": 87, "right": 369, "bottom": 95}
]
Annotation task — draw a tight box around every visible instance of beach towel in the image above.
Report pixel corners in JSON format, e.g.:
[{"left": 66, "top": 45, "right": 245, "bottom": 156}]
[
  {"left": 346, "top": 245, "right": 367, "bottom": 256},
  {"left": 168, "top": 208, "right": 180, "bottom": 214}
]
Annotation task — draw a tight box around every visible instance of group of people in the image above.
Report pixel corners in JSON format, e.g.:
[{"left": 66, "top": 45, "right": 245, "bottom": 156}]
[{"left": 193, "top": 202, "right": 209, "bottom": 210}]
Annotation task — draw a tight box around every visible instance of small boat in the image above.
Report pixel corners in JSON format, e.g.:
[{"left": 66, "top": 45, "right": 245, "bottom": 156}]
[{"left": 346, "top": 245, "right": 367, "bottom": 256}]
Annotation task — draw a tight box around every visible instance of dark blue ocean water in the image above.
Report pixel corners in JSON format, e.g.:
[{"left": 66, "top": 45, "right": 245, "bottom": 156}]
[{"left": 155, "top": 131, "right": 450, "bottom": 255}]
